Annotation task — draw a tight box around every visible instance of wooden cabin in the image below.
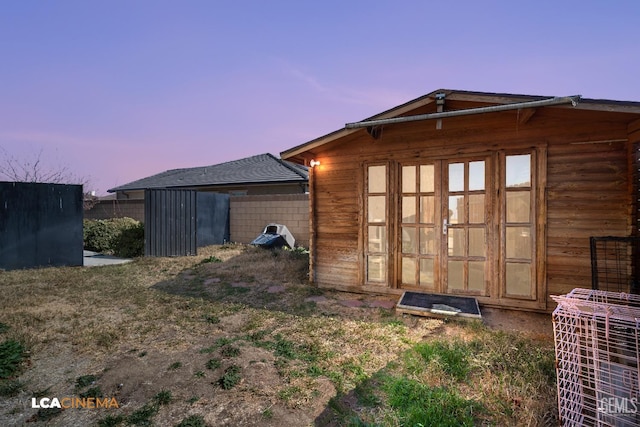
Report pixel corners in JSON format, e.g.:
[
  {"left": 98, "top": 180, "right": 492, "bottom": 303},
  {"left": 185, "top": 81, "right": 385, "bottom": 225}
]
[{"left": 281, "top": 89, "right": 640, "bottom": 312}]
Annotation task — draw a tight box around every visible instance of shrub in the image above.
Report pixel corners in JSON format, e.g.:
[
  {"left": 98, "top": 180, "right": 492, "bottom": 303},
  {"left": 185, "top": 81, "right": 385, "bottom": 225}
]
[
  {"left": 113, "top": 222, "right": 144, "bottom": 257},
  {"left": 83, "top": 218, "right": 144, "bottom": 257}
]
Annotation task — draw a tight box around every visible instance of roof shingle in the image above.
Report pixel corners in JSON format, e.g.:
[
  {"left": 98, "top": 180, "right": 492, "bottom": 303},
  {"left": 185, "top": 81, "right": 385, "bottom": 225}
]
[{"left": 108, "top": 153, "right": 308, "bottom": 193}]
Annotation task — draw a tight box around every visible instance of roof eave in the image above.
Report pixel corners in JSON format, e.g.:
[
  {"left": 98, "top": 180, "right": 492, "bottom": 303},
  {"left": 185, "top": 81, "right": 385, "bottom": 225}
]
[
  {"left": 281, "top": 92, "right": 440, "bottom": 161},
  {"left": 109, "top": 178, "right": 308, "bottom": 193},
  {"left": 281, "top": 89, "right": 640, "bottom": 162}
]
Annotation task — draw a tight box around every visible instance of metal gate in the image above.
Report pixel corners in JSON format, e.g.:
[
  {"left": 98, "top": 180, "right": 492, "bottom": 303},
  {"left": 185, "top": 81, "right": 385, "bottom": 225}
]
[
  {"left": 144, "top": 189, "right": 230, "bottom": 257},
  {"left": 196, "top": 192, "right": 230, "bottom": 247},
  {"left": 0, "top": 182, "right": 83, "bottom": 270}
]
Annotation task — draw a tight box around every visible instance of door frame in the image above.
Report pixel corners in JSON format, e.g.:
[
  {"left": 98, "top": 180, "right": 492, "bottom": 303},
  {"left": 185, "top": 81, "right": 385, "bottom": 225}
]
[
  {"left": 394, "top": 154, "right": 494, "bottom": 297},
  {"left": 368, "top": 147, "right": 548, "bottom": 310}
]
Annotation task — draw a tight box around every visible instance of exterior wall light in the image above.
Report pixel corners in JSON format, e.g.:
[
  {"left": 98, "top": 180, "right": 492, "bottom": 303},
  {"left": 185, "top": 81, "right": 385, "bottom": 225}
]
[{"left": 309, "top": 159, "right": 321, "bottom": 167}]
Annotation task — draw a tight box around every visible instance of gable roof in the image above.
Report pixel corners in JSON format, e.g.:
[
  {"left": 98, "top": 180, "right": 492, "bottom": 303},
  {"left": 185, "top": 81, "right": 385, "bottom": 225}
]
[
  {"left": 281, "top": 88, "right": 640, "bottom": 162},
  {"left": 108, "top": 153, "right": 308, "bottom": 193}
]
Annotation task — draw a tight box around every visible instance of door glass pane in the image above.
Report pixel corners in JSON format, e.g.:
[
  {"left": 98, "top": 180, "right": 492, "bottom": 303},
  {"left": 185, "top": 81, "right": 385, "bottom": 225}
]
[
  {"left": 402, "top": 166, "right": 416, "bottom": 193},
  {"left": 420, "top": 165, "right": 435, "bottom": 192},
  {"left": 507, "top": 191, "right": 530, "bottom": 223},
  {"left": 449, "top": 163, "right": 464, "bottom": 192},
  {"left": 402, "top": 257, "right": 416, "bottom": 284},
  {"left": 448, "top": 260, "right": 464, "bottom": 290},
  {"left": 469, "top": 261, "right": 485, "bottom": 291},
  {"left": 506, "top": 227, "right": 532, "bottom": 259},
  {"left": 469, "top": 194, "right": 484, "bottom": 223},
  {"left": 368, "top": 196, "right": 386, "bottom": 222},
  {"left": 368, "top": 165, "right": 386, "bottom": 193},
  {"left": 469, "top": 161, "right": 485, "bottom": 191},
  {"left": 449, "top": 228, "right": 465, "bottom": 256},
  {"left": 506, "top": 263, "right": 531, "bottom": 296},
  {"left": 402, "top": 196, "right": 416, "bottom": 223},
  {"left": 420, "top": 196, "right": 435, "bottom": 224},
  {"left": 506, "top": 155, "right": 531, "bottom": 188},
  {"left": 367, "top": 256, "right": 385, "bottom": 283},
  {"left": 469, "top": 228, "right": 485, "bottom": 257},
  {"left": 449, "top": 196, "right": 464, "bottom": 224},
  {"left": 420, "top": 227, "right": 436, "bottom": 255},
  {"left": 402, "top": 227, "right": 417, "bottom": 254},
  {"left": 419, "top": 258, "right": 434, "bottom": 287},
  {"left": 368, "top": 226, "right": 385, "bottom": 252}
]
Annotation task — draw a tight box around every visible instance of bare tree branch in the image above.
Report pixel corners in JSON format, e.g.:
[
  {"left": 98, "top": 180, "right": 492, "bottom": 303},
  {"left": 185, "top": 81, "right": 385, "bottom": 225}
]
[
  {"left": 0, "top": 147, "right": 96, "bottom": 210},
  {"left": 0, "top": 146, "right": 90, "bottom": 186}
]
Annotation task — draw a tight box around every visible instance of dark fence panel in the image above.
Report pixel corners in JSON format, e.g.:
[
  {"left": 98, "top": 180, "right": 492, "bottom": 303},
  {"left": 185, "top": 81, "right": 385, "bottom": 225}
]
[
  {"left": 0, "top": 182, "right": 83, "bottom": 270},
  {"left": 197, "top": 192, "right": 230, "bottom": 247},
  {"left": 145, "top": 189, "right": 197, "bottom": 256}
]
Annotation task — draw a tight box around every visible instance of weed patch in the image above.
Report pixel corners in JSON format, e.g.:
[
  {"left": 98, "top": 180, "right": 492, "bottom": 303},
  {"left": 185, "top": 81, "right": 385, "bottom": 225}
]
[
  {"left": 220, "top": 345, "right": 241, "bottom": 358},
  {"left": 219, "top": 365, "right": 242, "bottom": 390},
  {"left": 204, "top": 314, "right": 220, "bottom": 324},
  {"left": 29, "top": 407, "right": 63, "bottom": 422},
  {"left": 154, "top": 389, "right": 173, "bottom": 405},
  {"left": 0, "top": 379, "right": 23, "bottom": 397},
  {"left": 206, "top": 358, "right": 221, "bottom": 370},
  {"left": 278, "top": 385, "right": 302, "bottom": 402},
  {"left": 97, "top": 414, "right": 125, "bottom": 427},
  {"left": 168, "top": 361, "right": 183, "bottom": 370},
  {"left": 176, "top": 414, "right": 206, "bottom": 427},
  {"left": 127, "top": 402, "right": 158, "bottom": 426},
  {"left": 0, "top": 339, "right": 26, "bottom": 378},
  {"left": 200, "top": 256, "right": 222, "bottom": 264},
  {"left": 75, "top": 374, "right": 98, "bottom": 389},
  {"left": 79, "top": 386, "right": 103, "bottom": 398}
]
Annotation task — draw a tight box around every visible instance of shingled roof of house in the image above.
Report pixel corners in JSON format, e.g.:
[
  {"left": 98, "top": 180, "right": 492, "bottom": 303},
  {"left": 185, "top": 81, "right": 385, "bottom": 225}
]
[{"left": 107, "top": 153, "right": 308, "bottom": 193}]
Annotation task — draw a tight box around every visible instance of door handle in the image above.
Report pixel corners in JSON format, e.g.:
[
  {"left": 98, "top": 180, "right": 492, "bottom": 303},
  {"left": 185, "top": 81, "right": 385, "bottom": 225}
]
[{"left": 443, "top": 219, "right": 449, "bottom": 235}]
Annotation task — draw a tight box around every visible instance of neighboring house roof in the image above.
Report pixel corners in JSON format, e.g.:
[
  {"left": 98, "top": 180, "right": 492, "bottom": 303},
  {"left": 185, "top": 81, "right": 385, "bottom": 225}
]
[
  {"left": 108, "top": 153, "right": 308, "bottom": 193},
  {"left": 281, "top": 88, "right": 640, "bottom": 161}
]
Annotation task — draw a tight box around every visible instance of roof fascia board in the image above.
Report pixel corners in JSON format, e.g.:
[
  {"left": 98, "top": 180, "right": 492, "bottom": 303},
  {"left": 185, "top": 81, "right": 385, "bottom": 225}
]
[
  {"left": 281, "top": 128, "right": 359, "bottom": 160},
  {"left": 448, "top": 91, "right": 640, "bottom": 114},
  {"left": 569, "top": 101, "right": 640, "bottom": 114}
]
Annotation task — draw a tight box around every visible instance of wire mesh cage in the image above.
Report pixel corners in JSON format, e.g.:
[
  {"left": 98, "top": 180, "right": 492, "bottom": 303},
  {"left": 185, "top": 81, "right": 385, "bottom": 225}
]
[
  {"left": 590, "top": 236, "right": 640, "bottom": 294},
  {"left": 553, "top": 288, "right": 640, "bottom": 426}
]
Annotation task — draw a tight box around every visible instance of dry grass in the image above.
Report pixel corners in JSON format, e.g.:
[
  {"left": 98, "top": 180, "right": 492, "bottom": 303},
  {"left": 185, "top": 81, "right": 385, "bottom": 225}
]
[{"left": 0, "top": 244, "right": 558, "bottom": 426}]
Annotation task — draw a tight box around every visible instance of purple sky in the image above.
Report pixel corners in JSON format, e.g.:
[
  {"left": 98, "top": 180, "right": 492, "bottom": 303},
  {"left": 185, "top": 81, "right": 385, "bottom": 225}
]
[{"left": 1, "top": 1, "right": 639, "bottom": 195}]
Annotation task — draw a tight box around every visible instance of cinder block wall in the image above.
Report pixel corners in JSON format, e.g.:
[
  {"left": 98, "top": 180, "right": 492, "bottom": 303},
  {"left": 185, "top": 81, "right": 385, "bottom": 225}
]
[
  {"left": 230, "top": 194, "right": 309, "bottom": 247},
  {"left": 86, "top": 194, "right": 311, "bottom": 248},
  {"left": 84, "top": 199, "right": 145, "bottom": 222}
]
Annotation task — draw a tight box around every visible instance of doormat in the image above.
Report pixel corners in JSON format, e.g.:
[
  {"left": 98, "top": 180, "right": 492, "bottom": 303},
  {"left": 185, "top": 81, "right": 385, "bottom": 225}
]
[{"left": 396, "top": 292, "right": 482, "bottom": 320}]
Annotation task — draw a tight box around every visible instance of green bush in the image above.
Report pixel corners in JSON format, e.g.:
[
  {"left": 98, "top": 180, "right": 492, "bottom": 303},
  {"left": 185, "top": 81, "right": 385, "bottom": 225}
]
[
  {"left": 113, "top": 222, "right": 144, "bottom": 258},
  {"left": 83, "top": 218, "right": 144, "bottom": 257}
]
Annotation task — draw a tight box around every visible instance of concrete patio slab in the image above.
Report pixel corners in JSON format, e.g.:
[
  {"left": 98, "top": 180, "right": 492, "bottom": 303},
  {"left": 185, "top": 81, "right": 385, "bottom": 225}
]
[{"left": 83, "top": 250, "right": 132, "bottom": 267}]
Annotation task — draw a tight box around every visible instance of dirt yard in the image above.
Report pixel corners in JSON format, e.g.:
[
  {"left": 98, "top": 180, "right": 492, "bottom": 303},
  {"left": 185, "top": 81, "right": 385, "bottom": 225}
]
[{"left": 0, "top": 244, "right": 557, "bottom": 426}]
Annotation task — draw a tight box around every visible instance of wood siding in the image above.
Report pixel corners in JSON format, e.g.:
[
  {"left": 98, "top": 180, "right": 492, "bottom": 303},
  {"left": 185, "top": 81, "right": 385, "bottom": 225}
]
[{"left": 307, "top": 103, "right": 637, "bottom": 311}]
